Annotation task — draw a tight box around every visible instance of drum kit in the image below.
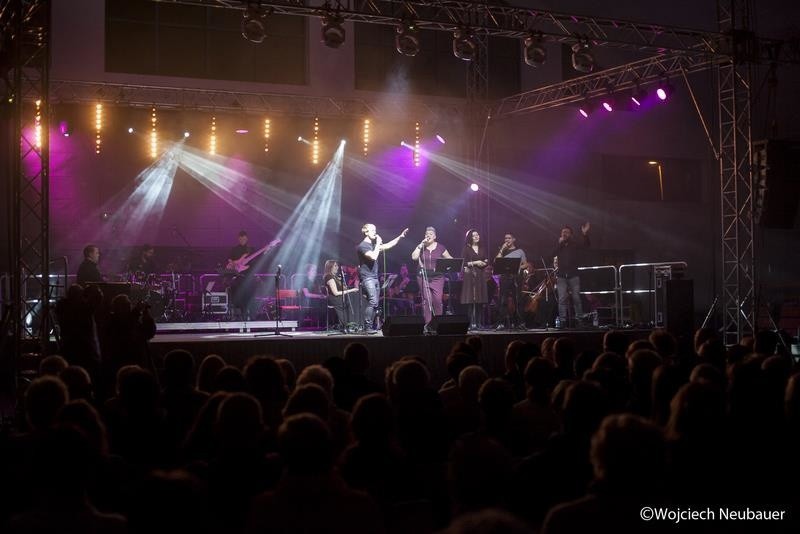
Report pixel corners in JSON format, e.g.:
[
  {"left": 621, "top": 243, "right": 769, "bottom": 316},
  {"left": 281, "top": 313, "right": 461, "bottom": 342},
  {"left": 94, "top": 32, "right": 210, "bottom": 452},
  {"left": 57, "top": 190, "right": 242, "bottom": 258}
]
[{"left": 122, "top": 271, "right": 182, "bottom": 321}]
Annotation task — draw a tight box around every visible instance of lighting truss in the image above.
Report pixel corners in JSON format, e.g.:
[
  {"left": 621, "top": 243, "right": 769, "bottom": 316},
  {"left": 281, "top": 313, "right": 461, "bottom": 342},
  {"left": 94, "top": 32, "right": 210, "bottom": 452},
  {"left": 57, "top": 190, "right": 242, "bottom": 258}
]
[
  {"left": 492, "top": 52, "right": 714, "bottom": 118},
  {"left": 46, "top": 79, "right": 465, "bottom": 120}
]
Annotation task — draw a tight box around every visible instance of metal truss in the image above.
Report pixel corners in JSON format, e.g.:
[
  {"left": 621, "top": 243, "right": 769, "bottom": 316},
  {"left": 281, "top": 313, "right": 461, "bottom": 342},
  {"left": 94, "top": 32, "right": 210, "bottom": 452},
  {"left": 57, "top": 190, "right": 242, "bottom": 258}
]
[
  {"left": 1, "top": 0, "right": 51, "bottom": 358},
  {"left": 492, "top": 52, "right": 715, "bottom": 117},
  {"left": 717, "top": 0, "right": 755, "bottom": 344},
  {"left": 161, "top": 0, "right": 724, "bottom": 56},
  {"left": 47, "top": 79, "right": 465, "bottom": 120}
]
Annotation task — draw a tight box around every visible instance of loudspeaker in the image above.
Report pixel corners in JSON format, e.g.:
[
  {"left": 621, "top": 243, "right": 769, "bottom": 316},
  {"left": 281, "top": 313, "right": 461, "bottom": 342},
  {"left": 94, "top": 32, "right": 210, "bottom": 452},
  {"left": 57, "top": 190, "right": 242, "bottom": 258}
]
[
  {"left": 664, "top": 279, "right": 694, "bottom": 340},
  {"left": 382, "top": 316, "right": 424, "bottom": 336},
  {"left": 431, "top": 314, "right": 470, "bottom": 335},
  {"left": 753, "top": 140, "right": 800, "bottom": 229}
]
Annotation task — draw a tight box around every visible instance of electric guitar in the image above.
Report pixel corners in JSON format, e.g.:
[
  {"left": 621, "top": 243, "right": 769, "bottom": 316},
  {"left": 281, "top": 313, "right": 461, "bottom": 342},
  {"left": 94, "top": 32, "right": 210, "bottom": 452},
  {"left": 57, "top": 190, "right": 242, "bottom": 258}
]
[{"left": 225, "top": 239, "right": 281, "bottom": 273}]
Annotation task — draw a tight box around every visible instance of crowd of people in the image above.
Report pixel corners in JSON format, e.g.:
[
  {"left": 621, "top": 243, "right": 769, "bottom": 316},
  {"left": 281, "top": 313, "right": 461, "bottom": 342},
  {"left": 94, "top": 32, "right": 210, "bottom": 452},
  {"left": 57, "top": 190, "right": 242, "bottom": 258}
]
[{"left": 2, "top": 324, "right": 799, "bottom": 533}]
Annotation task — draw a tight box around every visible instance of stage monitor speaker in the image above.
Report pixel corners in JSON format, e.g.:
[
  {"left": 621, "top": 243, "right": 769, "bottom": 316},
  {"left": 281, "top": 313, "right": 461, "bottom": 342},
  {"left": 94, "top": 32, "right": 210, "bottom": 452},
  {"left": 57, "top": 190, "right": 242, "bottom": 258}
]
[
  {"left": 382, "top": 316, "right": 425, "bottom": 336},
  {"left": 431, "top": 315, "right": 470, "bottom": 335},
  {"left": 664, "top": 279, "right": 694, "bottom": 340}
]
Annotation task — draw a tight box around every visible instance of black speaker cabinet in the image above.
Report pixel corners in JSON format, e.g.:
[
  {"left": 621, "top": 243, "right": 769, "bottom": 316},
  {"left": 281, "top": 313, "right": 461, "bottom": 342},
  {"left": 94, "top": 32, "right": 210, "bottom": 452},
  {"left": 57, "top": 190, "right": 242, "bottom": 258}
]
[
  {"left": 431, "top": 315, "right": 470, "bottom": 335},
  {"left": 664, "top": 279, "right": 694, "bottom": 340},
  {"left": 382, "top": 316, "right": 425, "bottom": 336}
]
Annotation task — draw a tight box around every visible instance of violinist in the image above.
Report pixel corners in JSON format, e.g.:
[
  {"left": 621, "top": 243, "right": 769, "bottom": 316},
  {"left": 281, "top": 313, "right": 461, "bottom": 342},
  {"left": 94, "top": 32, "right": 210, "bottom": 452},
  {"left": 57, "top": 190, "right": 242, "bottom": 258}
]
[{"left": 460, "top": 229, "right": 489, "bottom": 330}]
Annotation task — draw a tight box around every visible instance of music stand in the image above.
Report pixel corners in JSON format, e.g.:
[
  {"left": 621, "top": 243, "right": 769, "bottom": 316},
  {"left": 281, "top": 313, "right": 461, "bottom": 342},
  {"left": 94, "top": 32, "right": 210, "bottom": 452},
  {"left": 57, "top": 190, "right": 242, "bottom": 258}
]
[
  {"left": 493, "top": 257, "right": 523, "bottom": 329},
  {"left": 435, "top": 258, "right": 464, "bottom": 316},
  {"left": 492, "top": 257, "right": 521, "bottom": 276}
]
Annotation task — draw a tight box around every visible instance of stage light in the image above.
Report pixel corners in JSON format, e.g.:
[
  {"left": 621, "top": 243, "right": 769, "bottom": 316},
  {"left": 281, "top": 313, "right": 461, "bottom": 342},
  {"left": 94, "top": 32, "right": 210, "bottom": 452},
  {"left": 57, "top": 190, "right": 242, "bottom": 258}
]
[
  {"left": 523, "top": 34, "right": 546, "bottom": 67},
  {"left": 436, "top": 134, "right": 446, "bottom": 144},
  {"left": 263, "top": 118, "right": 270, "bottom": 152},
  {"left": 413, "top": 121, "right": 421, "bottom": 167},
  {"left": 395, "top": 21, "right": 419, "bottom": 57},
  {"left": 298, "top": 136, "right": 304, "bottom": 142},
  {"left": 150, "top": 107, "right": 158, "bottom": 158},
  {"left": 94, "top": 104, "right": 103, "bottom": 154},
  {"left": 184, "top": 131, "right": 190, "bottom": 138},
  {"left": 571, "top": 39, "right": 594, "bottom": 73},
  {"left": 602, "top": 101, "right": 613, "bottom": 112},
  {"left": 236, "top": 129, "right": 249, "bottom": 134},
  {"left": 241, "top": 1, "right": 268, "bottom": 44},
  {"left": 362, "top": 118, "right": 369, "bottom": 156},
  {"left": 656, "top": 77, "right": 674, "bottom": 101},
  {"left": 453, "top": 28, "right": 477, "bottom": 61},
  {"left": 321, "top": 13, "right": 345, "bottom": 48},
  {"left": 312, "top": 117, "right": 320, "bottom": 165},
  {"left": 577, "top": 90, "right": 592, "bottom": 118},
  {"left": 59, "top": 120, "right": 71, "bottom": 137},
  {"left": 128, "top": 127, "right": 134, "bottom": 134},
  {"left": 209, "top": 116, "right": 217, "bottom": 155},
  {"left": 340, "top": 139, "right": 346, "bottom": 146},
  {"left": 470, "top": 183, "right": 479, "bottom": 192},
  {"left": 34, "top": 99, "right": 42, "bottom": 149}
]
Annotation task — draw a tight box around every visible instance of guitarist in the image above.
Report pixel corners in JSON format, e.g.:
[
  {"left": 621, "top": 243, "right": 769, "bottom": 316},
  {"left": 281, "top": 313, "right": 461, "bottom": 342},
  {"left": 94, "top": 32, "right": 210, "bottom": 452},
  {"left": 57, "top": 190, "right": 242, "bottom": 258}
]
[{"left": 227, "top": 230, "right": 259, "bottom": 320}]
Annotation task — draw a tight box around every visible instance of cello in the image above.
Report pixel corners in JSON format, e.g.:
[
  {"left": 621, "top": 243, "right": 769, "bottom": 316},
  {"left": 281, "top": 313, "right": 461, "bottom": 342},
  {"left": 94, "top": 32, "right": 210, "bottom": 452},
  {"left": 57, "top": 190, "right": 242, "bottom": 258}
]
[{"left": 524, "top": 264, "right": 557, "bottom": 315}]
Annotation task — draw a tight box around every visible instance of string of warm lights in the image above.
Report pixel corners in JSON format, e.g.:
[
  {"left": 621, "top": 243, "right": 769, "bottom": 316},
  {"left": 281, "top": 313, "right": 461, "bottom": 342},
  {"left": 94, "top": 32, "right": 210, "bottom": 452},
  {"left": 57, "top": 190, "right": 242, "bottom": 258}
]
[
  {"left": 95, "top": 103, "right": 103, "bottom": 154},
  {"left": 34, "top": 99, "right": 42, "bottom": 149},
  {"left": 210, "top": 116, "right": 217, "bottom": 155},
  {"left": 312, "top": 117, "right": 319, "bottom": 165},
  {"left": 363, "top": 118, "right": 370, "bottom": 157},
  {"left": 150, "top": 107, "right": 158, "bottom": 158},
  {"left": 264, "top": 118, "right": 270, "bottom": 153},
  {"left": 414, "top": 121, "right": 420, "bottom": 167}
]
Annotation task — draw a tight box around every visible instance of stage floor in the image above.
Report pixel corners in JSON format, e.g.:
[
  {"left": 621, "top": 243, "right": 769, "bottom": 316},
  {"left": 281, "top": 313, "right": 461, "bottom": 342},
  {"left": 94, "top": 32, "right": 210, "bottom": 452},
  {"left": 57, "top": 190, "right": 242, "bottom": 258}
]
[{"left": 150, "top": 327, "right": 652, "bottom": 386}]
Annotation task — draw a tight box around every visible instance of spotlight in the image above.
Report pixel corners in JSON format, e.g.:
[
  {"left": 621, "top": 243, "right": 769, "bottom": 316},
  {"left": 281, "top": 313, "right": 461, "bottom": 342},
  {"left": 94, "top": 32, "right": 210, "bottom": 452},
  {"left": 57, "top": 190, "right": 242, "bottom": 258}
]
[
  {"left": 321, "top": 12, "right": 346, "bottom": 48},
  {"left": 235, "top": 129, "right": 249, "bottom": 134},
  {"left": 59, "top": 121, "right": 71, "bottom": 137},
  {"left": 571, "top": 39, "right": 594, "bottom": 73},
  {"left": 241, "top": 1, "right": 268, "bottom": 44},
  {"left": 470, "top": 183, "right": 479, "bottom": 192},
  {"left": 453, "top": 28, "right": 477, "bottom": 61},
  {"left": 578, "top": 91, "right": 592, "bottom": 118},
  {"left": 297, "top": 136, "right": 304, "bottom": 142},
  {"left": 340, "top": 139, "right": 346, "bottom": 146},
  {"left": 601, "top": 84, "right": 614, "bottom": 112},
  {"left": 184, "top": 131, "right": 190, "bottom": 138},
  {"left": 656, "top": 77, "right": 674, "bottom": 101},
  {"left": 523, "top": 34, "right": 546, "bottom": 67},
  {"left": 395, "top": 21, "right": 419, "bottom": 57},
  {"left": 436, "top": 134, "right": 446, "bottom": 144},
  {"left": 127, "top": 127, "right": 134, "bottom": 134}
]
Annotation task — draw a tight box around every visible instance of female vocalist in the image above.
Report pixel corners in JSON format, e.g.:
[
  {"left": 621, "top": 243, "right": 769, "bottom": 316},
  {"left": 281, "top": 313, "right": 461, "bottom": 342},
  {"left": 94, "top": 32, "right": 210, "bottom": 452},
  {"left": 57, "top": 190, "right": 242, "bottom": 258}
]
[
  {"left": 324, "top": 260, "right": 358, "bottom": 330},
  {"left": 460, "top": 229, "right": 489, "bottom": 330}
]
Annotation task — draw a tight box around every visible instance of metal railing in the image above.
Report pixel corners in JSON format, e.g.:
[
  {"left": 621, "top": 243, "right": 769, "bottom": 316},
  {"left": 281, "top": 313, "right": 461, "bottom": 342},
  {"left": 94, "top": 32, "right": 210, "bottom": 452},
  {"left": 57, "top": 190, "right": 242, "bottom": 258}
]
[{"left": 577, "top": 265, "right": 620, "bottom": 326}]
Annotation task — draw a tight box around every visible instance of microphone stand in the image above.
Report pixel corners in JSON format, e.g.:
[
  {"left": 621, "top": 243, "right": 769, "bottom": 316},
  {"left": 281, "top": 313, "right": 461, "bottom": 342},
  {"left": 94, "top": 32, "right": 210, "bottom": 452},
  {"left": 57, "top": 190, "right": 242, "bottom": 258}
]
[{"left": 255, "top": 266, "right": 291, "bottom": 337}]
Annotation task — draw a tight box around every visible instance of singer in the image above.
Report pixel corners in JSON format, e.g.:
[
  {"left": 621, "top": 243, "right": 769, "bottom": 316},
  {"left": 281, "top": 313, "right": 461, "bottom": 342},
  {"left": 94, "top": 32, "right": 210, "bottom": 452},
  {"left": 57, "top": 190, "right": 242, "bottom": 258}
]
[
  {"left": 495, "top": 232, "right": 528, "bottom": 330},
  {"left": 357, "top": 223, "right": 409, "bottom": 332},
  {"left": 411, "top": 226, "right": 453, "bottom": 329}
]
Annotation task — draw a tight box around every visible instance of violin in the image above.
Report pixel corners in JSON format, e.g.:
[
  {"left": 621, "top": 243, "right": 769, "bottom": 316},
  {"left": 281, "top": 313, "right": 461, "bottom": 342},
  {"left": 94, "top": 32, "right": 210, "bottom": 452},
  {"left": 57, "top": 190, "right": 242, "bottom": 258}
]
[{"left": 524, "top": 268, "right": 557, "bottom": 314}]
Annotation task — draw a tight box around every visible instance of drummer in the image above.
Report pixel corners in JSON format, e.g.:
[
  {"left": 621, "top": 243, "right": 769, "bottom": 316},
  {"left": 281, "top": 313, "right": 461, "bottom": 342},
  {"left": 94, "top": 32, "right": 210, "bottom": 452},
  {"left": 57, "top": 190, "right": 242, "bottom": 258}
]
[{"left": 127, "top": 244, "right": 158, "bottom": 275}]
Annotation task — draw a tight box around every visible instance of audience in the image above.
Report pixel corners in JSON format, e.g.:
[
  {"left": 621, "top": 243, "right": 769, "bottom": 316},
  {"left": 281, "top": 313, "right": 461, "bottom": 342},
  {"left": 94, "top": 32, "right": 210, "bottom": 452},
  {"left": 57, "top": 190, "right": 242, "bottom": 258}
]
[{"left": 4, "top": 324, "right": 798, "bottom": 534}]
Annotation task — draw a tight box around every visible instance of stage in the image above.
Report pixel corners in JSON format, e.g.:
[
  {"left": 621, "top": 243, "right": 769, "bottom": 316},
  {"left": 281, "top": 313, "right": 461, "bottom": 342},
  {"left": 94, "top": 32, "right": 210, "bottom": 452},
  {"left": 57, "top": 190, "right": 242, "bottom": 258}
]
[{"left": 149, "top": 326, "right": 653, "bottom": 386}]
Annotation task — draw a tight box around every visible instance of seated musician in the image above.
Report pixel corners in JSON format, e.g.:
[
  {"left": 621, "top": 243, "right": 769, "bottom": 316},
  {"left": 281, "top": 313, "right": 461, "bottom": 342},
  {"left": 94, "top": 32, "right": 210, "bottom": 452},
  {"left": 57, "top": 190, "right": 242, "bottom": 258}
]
[{"left": 324, "top": 260, "right": 358, "bottom": 329}]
